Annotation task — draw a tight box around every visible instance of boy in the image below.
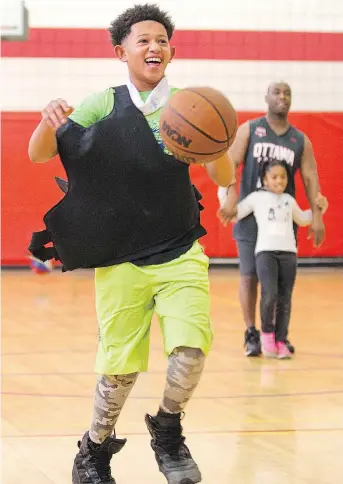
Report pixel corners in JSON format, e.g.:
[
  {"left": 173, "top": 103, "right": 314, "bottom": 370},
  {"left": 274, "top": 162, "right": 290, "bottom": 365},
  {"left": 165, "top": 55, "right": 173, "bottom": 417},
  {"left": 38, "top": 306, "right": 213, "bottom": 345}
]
[{"left": 28, "top": 4, "right": 234, "bottom": 484}]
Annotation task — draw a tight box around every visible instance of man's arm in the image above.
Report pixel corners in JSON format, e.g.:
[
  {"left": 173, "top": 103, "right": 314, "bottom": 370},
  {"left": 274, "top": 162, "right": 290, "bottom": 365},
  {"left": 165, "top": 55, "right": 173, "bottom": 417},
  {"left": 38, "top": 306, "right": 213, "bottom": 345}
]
[
  {"left": 228, "top": 120, "right": 250, "bottom": 171},
  {"left": 300, "top": 135, "right": 325, "bottom": 246}
]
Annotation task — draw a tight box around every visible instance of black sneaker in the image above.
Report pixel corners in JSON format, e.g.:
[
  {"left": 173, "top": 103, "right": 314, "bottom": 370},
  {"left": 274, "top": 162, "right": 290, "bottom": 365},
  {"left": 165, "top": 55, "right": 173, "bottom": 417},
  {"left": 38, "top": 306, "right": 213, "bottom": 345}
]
[
  {"left": 145, "top": 411, "right": 202, "bottom": 484},
  {"left": 72, "top": 431, "right": 126, "bottom": 484},
  {"left": 244, "top": 327, "right": 262, "bottom": 357},
  {"left": 285, "top": 339, "right": 295, "bottom": 354}
]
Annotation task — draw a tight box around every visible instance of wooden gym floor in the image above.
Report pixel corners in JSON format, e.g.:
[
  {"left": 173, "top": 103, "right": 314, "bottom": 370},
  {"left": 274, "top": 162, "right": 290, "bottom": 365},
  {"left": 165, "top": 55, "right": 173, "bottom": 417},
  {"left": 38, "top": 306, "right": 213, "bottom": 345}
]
[{"left": 1, "top": 267, "right": 343, "bottom": 483}]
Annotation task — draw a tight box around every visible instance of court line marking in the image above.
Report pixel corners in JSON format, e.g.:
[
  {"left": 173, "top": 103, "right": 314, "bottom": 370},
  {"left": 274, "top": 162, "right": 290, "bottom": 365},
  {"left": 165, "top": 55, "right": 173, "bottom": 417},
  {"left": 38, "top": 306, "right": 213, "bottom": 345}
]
[
  {"left": 1, "top": 390, "right": 342, "bottom": 399},
  {"left": 2, "top": 428, "right": 343, "bottom": 439},
  {"left": 2, "top": 367, "right": 343, "bottom": 376},
  {"left": 2, "top": 349, "right": 343, "bottom": 359}
]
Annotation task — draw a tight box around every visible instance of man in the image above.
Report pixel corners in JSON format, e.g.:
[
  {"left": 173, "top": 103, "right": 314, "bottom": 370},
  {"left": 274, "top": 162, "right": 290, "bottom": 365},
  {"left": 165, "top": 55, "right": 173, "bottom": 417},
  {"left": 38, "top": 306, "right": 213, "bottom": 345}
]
[{"left": 218, "top": 81, "right": 327, "bottom": 357}]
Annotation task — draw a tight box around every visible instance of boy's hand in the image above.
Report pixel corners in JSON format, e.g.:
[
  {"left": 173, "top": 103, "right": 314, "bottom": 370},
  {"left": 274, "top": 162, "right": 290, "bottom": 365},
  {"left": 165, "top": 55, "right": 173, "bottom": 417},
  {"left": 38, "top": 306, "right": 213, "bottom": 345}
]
[{"left": 42, "top": 99, "right": 74, "bottom": 130}]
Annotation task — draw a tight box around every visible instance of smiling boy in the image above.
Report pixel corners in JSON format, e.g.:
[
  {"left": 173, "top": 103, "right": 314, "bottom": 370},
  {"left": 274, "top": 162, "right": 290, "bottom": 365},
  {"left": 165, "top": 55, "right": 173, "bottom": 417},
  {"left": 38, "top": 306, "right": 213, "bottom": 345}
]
[{"left": 28, "top": 4, "right": 234, "bottom": 484}]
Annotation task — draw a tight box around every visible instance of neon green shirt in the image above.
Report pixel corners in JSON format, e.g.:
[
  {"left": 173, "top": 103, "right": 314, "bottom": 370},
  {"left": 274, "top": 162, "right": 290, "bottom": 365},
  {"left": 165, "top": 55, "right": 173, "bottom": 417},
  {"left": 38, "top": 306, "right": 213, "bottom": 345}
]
[{"left": 69, "top": 87, "right": 179, "bottom": 154}]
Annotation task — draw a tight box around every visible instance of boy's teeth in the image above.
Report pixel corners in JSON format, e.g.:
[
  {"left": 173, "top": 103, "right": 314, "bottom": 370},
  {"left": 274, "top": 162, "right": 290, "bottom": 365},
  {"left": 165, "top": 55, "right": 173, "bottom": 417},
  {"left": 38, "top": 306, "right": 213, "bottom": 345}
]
[{"left": 146, "top": 58, "right": 161, "bottom": 63}]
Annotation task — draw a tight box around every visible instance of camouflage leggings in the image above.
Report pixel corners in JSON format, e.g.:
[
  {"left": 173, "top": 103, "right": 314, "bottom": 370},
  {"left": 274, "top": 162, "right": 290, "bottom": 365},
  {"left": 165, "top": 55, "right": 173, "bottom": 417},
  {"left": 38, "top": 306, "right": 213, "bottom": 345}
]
[{"left": 89, "top": 346, "right": 205, "bottom": 443}]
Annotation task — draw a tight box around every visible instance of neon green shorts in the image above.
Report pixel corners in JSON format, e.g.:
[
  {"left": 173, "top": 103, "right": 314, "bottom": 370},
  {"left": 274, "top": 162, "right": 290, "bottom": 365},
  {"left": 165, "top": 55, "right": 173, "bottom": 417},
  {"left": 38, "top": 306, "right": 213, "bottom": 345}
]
[{"left": 94, "top": 241, "right": 212, "bottom": 375}]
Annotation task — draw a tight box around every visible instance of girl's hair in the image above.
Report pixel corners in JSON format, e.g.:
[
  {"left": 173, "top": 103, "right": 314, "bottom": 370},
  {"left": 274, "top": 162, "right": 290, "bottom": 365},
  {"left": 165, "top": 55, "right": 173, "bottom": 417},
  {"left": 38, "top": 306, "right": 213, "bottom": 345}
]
[
  {"left": 109, "top": 4, "right": 175, "bottom": 46},
  {"left": 259, "top": 159, "right": 289, "bottom": 185}
]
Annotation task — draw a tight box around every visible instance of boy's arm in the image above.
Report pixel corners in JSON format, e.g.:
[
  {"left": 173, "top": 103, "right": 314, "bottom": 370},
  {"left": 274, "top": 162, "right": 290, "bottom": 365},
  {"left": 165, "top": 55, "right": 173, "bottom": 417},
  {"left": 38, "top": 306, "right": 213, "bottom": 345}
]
[
  {"left": 205, "top": 121, "right": 250, "bottom": 187},
  {"left": 215, "top": 121, "right": 251, "bottom": 222},
  {"left": 28, "top": 90, "right": 110, "bottom": 163},
  {"left": 28, "top": 99, "right": 73, "bottom": 163},
  {"left": 204, "top": 151, "right": 235, "bottom": 187}
]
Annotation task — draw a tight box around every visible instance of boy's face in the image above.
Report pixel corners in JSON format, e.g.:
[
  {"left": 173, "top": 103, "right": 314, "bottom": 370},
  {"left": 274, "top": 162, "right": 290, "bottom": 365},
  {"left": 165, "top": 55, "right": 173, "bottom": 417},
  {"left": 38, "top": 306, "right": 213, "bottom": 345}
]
[{"left": 115, "top": 20, "right": 175, "bottom": 91}]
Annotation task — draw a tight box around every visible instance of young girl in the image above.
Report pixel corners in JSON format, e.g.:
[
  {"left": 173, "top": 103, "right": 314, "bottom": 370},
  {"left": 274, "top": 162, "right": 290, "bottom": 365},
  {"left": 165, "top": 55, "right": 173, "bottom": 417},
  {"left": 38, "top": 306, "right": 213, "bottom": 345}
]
[{"left": 221, "top": 160, "right": 326, "bottom": 359}]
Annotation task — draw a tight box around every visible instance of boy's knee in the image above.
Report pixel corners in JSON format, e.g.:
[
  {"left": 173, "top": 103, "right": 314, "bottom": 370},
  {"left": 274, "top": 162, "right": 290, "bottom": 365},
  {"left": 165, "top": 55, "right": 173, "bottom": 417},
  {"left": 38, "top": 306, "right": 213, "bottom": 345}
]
[{"left": 171, "top": 347, "right": 206, "bottom": 367}]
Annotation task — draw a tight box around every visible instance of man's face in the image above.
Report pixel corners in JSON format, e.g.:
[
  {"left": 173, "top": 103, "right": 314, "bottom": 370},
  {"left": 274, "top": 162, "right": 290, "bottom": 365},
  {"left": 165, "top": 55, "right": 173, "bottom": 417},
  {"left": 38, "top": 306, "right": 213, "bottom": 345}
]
[
  {"left": 115, "top": 20, "right": 175, "bottom": 90},
  {"left": 266, "top": 82, "right": 292, "bottom": 116}
]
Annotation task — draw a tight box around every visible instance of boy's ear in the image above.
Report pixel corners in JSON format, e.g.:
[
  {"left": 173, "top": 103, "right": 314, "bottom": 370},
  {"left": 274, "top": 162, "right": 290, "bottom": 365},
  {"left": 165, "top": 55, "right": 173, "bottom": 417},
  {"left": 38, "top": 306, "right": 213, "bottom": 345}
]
[
  {"left": 114, "top": 45, "right": 127, "bottom": 62},
  {"left": 169, "top": 45, "right": 176, "bottom": 62}
]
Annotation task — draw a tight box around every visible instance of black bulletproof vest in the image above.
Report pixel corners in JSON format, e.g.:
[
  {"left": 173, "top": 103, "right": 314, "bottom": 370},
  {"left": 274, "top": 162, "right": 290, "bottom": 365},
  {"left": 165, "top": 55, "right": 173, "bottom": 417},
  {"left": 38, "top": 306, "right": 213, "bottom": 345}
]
[
  {"left": 29, "top": 86, "right": 201, "bottom": 271},
  {"left": 233, "top": 116, "right": 304, "bottom": 241}
]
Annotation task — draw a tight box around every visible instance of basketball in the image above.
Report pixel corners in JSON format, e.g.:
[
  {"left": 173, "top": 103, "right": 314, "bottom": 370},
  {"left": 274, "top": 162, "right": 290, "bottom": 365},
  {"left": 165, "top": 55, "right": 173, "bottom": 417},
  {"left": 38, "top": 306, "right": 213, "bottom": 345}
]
[{"left": 159, "top": 87, "right": 237, "bottom": 164}]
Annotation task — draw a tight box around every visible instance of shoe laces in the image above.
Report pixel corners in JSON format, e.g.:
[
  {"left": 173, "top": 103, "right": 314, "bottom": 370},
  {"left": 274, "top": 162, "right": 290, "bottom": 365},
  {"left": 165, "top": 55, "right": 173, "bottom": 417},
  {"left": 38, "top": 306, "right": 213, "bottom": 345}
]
[
  {"left": 246, "top": 328, "right": 260, "bottom": 345},
  {"left": 78, "top": 440, "right": 113, "bottom": 481},
  {"left": 154, "top": 420, "right": 191, "bottom": 459}
]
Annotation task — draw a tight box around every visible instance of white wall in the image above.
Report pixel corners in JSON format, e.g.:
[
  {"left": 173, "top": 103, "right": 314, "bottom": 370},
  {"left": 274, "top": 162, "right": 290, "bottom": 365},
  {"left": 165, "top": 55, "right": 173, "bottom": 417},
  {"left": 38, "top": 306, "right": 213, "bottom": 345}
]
[
  {"left": 2, "top": 0, "right": 343, "bottom": 112},
  {"left": 3, "top": 58, "right": 343, "bottom": 112},
  {"left": 24, "top": 0, "right": 343, "bottom": 31}
]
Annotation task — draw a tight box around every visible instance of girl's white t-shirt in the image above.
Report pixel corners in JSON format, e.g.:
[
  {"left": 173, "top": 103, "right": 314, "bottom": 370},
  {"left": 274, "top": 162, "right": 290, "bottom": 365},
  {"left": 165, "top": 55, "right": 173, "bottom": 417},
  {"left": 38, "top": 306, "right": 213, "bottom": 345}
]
[{"left": 236, "top": 190, "right": 312, "bottom": 254}]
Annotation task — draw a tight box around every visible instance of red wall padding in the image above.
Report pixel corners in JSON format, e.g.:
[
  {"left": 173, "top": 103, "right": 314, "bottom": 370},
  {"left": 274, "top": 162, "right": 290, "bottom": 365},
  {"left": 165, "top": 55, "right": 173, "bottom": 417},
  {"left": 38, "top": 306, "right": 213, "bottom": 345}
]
[
  {"left": 2, "top": 112, "right": 343, "bottom": 265},
  {"left": 2, "top": 29, "right": 343, "bottom": 61}
]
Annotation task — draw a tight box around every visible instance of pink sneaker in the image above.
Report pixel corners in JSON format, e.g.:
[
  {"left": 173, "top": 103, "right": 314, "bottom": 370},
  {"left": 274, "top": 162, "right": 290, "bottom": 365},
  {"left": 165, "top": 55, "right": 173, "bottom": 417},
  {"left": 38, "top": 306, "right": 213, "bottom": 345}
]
[
  {"left": 261, "top": 332, "right": 277, "bottom": 357},
  {"left": 276, "top": 341, "right": 292, "bottom": 359}
]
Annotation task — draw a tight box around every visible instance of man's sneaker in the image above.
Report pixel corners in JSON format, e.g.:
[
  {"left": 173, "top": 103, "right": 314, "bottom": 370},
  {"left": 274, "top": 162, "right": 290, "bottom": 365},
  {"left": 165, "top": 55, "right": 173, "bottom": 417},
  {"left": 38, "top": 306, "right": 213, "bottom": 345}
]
[
  {"left": 145, "top": 410, "right": 202, "bottom": 484},
  {"left": 244, "top": 327, "right": 262, "bottom": 357},
  {"left": 285, "top": 339, "right": 295, "bottom": 354},
  {"left": 72, "top": 431, "right": 126, "bottom": 484},
  {"left": 276, "top": 341, "right": 292, "bottom": 359},
  {"left": 261, "top": 332, "right": 277, "bottom": 357}
]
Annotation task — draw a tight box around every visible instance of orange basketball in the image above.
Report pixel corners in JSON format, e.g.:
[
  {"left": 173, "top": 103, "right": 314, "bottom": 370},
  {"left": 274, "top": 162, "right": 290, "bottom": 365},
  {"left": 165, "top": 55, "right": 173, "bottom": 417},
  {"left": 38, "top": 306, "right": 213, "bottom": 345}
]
[{"left": 160, "top": 87, "right": 237, "bottom": 164}]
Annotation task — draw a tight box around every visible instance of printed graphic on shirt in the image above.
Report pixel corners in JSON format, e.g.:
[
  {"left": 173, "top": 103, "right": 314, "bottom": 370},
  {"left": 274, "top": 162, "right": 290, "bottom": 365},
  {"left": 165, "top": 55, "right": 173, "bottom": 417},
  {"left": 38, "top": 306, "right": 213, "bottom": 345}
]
[
  {"left": 253, "top": 142, "right": 295, "bottom": 166},
  {"left": 254, "top": 141, "right": 296, "bottom": 188},
  {"left": 267, "top": 200, "right": 292, "bottom": 236}
]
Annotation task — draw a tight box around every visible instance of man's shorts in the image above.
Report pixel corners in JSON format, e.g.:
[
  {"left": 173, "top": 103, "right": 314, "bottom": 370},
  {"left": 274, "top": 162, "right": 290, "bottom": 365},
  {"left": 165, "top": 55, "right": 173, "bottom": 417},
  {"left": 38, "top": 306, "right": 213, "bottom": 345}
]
[{"left": 236, "top": 239, "right": 257, "bottom": 277}]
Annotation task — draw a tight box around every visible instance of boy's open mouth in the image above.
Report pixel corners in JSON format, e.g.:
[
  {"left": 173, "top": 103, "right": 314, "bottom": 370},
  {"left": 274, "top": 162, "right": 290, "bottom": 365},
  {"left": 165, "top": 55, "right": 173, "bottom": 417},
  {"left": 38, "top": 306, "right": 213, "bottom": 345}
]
[{"left": 145, "top": 57, "right": 162, "bottom": 67}]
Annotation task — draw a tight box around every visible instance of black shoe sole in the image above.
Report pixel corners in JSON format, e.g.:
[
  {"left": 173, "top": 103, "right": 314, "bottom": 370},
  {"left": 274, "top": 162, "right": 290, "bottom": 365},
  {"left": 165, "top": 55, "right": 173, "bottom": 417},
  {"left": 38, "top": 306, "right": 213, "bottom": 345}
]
[
  {"left": 245, "top": 349, "right": 262, "bottom": 357},
  {"left": 72, "top": 461, "right": 116, "bottom": 484},
  {"left": 164, "top": 473, "right": 202, "bottom": 484}
]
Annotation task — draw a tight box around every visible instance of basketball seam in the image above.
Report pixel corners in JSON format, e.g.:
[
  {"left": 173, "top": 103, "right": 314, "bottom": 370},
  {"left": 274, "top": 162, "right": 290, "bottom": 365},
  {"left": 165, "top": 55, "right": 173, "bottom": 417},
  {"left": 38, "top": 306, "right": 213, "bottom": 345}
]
[
  {"left": 168, "top": 146, "right": 229, "bottom": 156},
  {"left": 185, "top": 88, "right": 237, "bottom": 141},
  {"left": 166, "top": 105, "right": 228, "bottom": 145}
]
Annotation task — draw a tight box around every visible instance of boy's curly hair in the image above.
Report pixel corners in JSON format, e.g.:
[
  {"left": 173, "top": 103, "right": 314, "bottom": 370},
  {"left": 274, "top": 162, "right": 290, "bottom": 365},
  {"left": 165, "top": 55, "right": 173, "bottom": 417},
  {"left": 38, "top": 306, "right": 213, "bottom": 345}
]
[{"left": 109, "top": 4, "right": 175, "bottom": 46}]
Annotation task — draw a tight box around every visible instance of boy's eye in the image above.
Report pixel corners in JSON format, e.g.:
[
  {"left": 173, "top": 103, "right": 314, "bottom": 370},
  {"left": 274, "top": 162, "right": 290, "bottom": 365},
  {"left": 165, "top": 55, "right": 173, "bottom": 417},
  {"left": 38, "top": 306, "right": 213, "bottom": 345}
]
[{"left": 138, "top": 39, "right": 147, "bottom": 43}]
